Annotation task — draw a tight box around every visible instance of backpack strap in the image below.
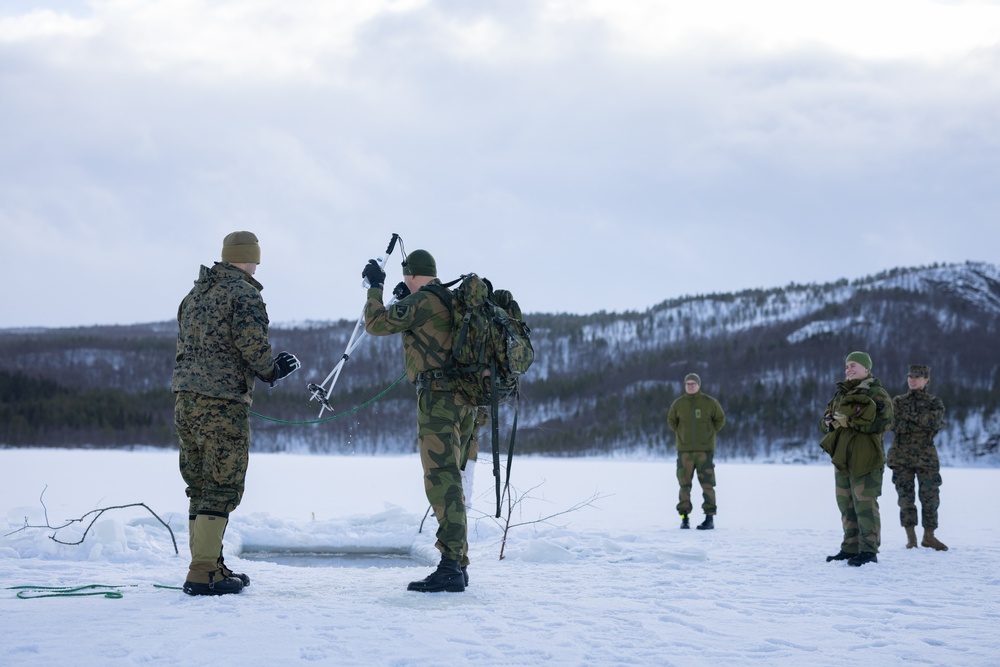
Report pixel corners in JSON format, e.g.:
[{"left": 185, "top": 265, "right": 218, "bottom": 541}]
[{"left": 490, "top": 357, "right": 520, "bottom": 518}]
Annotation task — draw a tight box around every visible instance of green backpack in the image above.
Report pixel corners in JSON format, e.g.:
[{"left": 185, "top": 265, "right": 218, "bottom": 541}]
[
  {"left": 423, "top": 274, "right": 534, "bottom": 407},
  {"left": 423, "top": 274, "right": 534, "bottom": 517}
]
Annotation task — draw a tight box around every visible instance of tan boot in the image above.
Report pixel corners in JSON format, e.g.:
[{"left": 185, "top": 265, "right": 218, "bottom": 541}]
[
  {"left": 921, "top": 528, "right": 949, "bottom": 551},
  {"left": 184, "top": 514, "right": 243, "bottom": 596},
  {"left": 904, "top": 525, "right": 918, "bottom": 549}
]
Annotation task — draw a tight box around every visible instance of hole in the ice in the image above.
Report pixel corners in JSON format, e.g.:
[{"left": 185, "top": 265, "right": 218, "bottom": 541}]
[{"left": 240, "top": 547, "right": 424, "bottom": 568}]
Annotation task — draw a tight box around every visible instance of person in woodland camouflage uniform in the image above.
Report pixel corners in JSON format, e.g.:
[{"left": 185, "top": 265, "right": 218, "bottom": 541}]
[
  {"left": 889, "top": 364, "right": 948, "bottom": 551},
  {"left": 667, "top": 373, "right": 726, "bottom": 530},
  {"left": 362, "top": 249, "right": 476, "bottom": 593},
  {"left": 819, "top": 351, "right": 894, "bottom": 567},
  {"left": 173, "top": 231, "right": 301, "bottom": 596}
]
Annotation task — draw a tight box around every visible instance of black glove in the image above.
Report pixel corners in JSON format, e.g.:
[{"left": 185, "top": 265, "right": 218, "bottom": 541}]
[
  {"left": 269, "top": 351, "right": 301, "bottom": 387},
  {"left": 362, "top": 259, "right": 386, "bottom": 289},
  {"left": 392, "top": 281, "right": 410, "bottom": 299}
]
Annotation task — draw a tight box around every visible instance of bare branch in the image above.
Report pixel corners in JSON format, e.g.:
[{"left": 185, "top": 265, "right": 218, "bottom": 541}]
[
  {"left": 3, "top": 487, "right": 179, "bottom": 555},
  {"left": 487, "top": 478, "right": 612, "bottom": 560}
]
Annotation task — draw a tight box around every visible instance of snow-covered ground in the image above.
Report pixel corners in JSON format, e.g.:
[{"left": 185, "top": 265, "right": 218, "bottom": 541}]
[{"left": 2, "top": 449, "right": 998, "bottom": 666}]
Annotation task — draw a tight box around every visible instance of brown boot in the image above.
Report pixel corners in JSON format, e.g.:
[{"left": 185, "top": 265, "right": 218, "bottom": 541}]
[
  {"left": 921, "top": 528, "right": 949, "bottom": 551},
  {"left": 904, "top": 525, "right": 918, "bottom": 549}
]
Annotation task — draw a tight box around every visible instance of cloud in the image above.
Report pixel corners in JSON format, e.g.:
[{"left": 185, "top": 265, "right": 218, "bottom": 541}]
[{"left": 1, "top": 1, "right": 998, "bottom": 327}]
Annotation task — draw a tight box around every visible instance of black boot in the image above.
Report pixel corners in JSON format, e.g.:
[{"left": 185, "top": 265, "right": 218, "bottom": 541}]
[
  {"left": 462, "top": 566, "right": 469, "bottom": 587},
  {"left": 847, "top": 552, "right": 878, "bottom": 567},
  {"left": 217, "top": 520, "right": 250, "bottom": 586},
  {"left": 680, "top": 514, "right": 690, "bottom": 529},
  {"left": 696, "top": 515, "right": 714, "bottom": 530},
  {"left": 183, "top": 570, "right": 244, "bottom": 596},
  {"left": 219, "top": 555, "right": 250, "bottom": 587},
  {"left": 826, "top": 550, "right": 854, "bottom": 562},
  {"left": 407, "top": 557, "right": 465, "bottom": 593}
]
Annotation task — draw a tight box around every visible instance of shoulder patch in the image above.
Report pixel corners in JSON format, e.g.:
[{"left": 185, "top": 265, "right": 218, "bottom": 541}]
[{"left": 393, "top": 304, "right": 410, "bottom": 319}]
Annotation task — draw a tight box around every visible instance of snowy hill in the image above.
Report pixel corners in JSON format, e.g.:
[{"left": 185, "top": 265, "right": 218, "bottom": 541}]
[{"left": 2, "top": 262, "right": 998, "bottom": 465}]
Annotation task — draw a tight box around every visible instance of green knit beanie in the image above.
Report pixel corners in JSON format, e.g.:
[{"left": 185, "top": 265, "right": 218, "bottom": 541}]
[
  {"left": 221, "top": 231, "right": 261, "bottom": 264},
  {"left": 401, "top": 249, "right": 436, "bottom": 277},
  {"left": 845, "top": 351, "right": 872, "bottom": 371}
]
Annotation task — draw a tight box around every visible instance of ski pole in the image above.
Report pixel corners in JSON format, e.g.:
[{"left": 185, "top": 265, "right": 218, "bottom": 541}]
[{"left": 307, "top": 233, "right": 403, "bottom": 417}]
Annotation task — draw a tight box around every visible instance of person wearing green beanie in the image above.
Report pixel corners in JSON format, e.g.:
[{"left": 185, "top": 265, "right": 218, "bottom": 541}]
[
  {"left": 819, "top": 351, "right": 894, "bottom": 567},
  {"left": 400, "top": 249, "right": 437, "bottom": 277},
  {"left": 361, "top": 247, "right": 475, "bottom": 593},
  {"left": 845, "top": 351, "right": 872, "bottom": 371}
]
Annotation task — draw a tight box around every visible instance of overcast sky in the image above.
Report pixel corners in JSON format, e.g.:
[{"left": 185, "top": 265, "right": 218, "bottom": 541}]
[{"left": 1, "top": 0, "right": 998, "bottom": 329}]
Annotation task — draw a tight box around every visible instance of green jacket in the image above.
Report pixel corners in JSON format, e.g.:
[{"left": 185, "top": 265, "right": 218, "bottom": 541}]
[
  {"left": 819, "top": 376, "right": 894, "bottom": 476},
  {"left": 364, "top": 281, "right": 454, "bottom": 386},
  {"left": 171, "top": 262, "right": 276, "bottom": 404},
  {"left": 667, "top": 392, "right": 726, "bottom": 453}
]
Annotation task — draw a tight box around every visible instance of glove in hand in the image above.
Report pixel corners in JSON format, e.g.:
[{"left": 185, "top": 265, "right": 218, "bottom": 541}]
[
  {"left": 269, "top": 351, "right": 301, "bottom": 387},
  {"left": 392, "top": 281, "right": 410, "bottom": 299},
  {"left": 832, "top": 412, "right": 850, "bottom": 429},
  {"left": 362, "top": 260, "right": 386, "bottom": 289}
]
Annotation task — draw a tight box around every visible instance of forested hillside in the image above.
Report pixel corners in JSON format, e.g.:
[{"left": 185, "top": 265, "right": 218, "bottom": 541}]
[{"left": 2, "top": 262, "right": 998, "bottom": 465}]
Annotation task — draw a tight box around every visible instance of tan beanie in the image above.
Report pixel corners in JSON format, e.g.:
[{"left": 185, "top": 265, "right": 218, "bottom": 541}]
[{"left": 221, "top": 231, "right": 261, "bottom": 264}]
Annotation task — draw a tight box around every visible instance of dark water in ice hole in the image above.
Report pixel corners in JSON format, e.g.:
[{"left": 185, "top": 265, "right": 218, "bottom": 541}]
[{"left": 240, "top": 549, "right": 423, "bottom": 569}]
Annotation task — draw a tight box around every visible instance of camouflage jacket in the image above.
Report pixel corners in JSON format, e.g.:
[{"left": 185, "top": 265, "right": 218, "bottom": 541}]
[
  {"left": 363, "top": 281, "right": 454, "bottom": 387},
  {"left": 819, "top": 376, "right": 894, "bottom": 476},
  {"left": 171, "top": 262, "right": 275, "bottom": 404},
  {"left": 667, "top": 392, "right": 726, "bottom": 453},
  {"left": 888, "top": 388, "right": 945, "bottom": 469}
]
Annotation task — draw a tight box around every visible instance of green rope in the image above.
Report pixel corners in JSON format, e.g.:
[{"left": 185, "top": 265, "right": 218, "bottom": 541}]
[
  {"left": 250, "top": 373, "right": 407, "bottom": 425},
  {"left": 9, "top": 585, "right": 128, "bottom": 599},
  {"left": 8, "top": 584, "right": 183, "bottom": 599}
]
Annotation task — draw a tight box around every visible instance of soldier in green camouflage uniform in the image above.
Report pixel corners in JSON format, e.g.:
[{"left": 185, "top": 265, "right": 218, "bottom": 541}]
[
  {"left": 667, "top": 373, "right": 726, "bottom": 530},
  {"left": 362, "top": 249, "right": 475, "bottom": 593},
  {"left": 819, "top": 351, "right": 894, "bottom": 567},
  {"left": 172, "top": 231, "right": 300, "bottom": 596},
  {"left": 889, "top": 363, "right": 948, "bottom": 551}
]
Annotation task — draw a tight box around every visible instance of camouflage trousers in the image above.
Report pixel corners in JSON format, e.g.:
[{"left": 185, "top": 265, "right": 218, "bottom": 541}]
[
  {"left": 417, "top": 389, "right": 476, "bottom": 564},
  {"left": 175, "top": 391, "right": 250, "bottom": 517},
  {"left": 676, "top": 451, "right": 717, "bottom": 516},
  {"left": 890, "top": 465, "right": 942, "bottom": 529},
  {"left": 834, "top": 467, "right": 883, "bottom": 554},
  {"left": 466, "top": 406, "right": 489, "bottom": 464}
]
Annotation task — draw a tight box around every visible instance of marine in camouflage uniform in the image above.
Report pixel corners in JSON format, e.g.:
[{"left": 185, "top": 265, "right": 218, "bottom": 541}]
[
  {"left": 889, "top": 363, "right": 948, "bottom": 551},
  {"left": 363, "top": 249, "right": 475, "bottom": 593},
  {"left": 172, "top": 231, "right": 300, "bottom": 595},
  {"left": 819, "top": 351, "right": 894, "bottom": 567},
  {"left": 667, "top": 373, "right": 725, "bottom": 530}
]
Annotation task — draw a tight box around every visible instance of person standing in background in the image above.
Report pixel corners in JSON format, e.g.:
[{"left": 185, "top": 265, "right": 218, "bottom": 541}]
[
  {"left": 820, "top": 351, "right": 893, "bottom": 567},
  {"left": 668, "top": 373, "right": 726, "bottom": 530},
  {"left": 889, "top": 363, "right": 948, "bottom": 551}
]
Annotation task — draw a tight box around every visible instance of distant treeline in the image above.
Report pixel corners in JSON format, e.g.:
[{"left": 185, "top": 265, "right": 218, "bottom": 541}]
[{"left": 2, "top": 262, "right": 999, "bottom": 464}]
